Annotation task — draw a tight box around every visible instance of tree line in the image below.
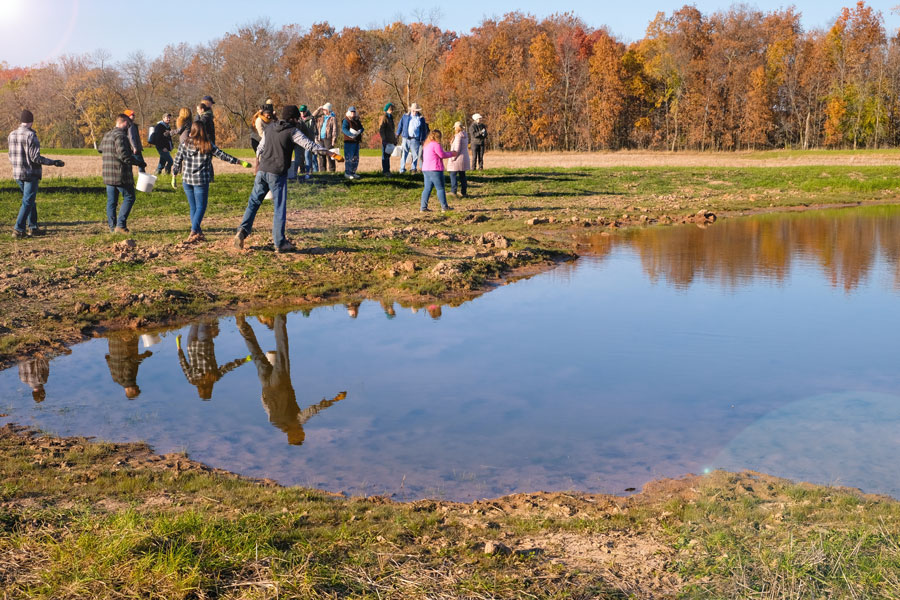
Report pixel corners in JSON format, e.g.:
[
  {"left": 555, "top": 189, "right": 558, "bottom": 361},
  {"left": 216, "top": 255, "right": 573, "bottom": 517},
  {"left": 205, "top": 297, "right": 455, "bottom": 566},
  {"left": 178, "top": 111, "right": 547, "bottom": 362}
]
[{"left": 1, "top": 2, "right": 899, "bottom": 152}]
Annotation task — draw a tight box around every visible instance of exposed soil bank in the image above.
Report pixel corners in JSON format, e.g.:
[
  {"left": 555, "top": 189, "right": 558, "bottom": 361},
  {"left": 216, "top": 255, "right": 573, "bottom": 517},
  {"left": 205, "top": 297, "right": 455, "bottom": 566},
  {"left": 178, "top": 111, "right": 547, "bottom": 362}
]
[{"left": 2, "top": 423, "right": 899, "bottom": 598}]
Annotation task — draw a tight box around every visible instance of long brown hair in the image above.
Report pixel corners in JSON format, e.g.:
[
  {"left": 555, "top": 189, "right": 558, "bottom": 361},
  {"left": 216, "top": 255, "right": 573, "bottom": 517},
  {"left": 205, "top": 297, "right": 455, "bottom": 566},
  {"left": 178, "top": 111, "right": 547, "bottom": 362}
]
[
  {"left": 176, "top": 107, "right": 192, "bottom": 130},
  {"left": 188, "top": 121, "right": 212, "bottom": 154},
  {"left": 427, "top": 129, "right": 442, "bottom": 143}
]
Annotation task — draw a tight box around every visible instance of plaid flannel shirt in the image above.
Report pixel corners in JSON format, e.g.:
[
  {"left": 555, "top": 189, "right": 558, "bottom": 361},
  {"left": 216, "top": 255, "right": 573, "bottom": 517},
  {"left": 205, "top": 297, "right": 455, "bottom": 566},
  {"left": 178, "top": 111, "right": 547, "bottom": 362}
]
[
  {"left": 7, "top": 124, "right": 54, "bottom": 182},
  {"left": 99, "top": 127, "right": 141, "bottom": 187},
  {"left": 172, "top": 143, "right": 241, "bottom": 185}
]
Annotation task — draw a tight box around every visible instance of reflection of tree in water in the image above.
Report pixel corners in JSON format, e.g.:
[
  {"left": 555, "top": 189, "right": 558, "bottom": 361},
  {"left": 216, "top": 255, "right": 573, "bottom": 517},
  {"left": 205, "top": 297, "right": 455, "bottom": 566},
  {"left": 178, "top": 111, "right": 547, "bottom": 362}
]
[
  {"left": 236, "top": 314, "right": 346, "bottom": 445},
  {"left": 610, "top": 209, "right": 900, "bottom": 291}
]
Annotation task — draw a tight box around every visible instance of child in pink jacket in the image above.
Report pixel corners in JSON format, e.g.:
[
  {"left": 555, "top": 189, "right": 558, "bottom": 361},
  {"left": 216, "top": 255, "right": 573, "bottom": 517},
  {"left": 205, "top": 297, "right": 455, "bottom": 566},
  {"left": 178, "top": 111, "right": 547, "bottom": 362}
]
[{"left": 420, "top": 130, "right": 458, "bottom": 212}]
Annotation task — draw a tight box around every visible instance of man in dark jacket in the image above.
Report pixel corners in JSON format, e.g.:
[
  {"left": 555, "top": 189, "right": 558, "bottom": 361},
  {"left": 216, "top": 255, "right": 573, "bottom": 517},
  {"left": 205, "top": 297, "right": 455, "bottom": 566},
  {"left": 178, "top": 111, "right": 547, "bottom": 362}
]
[
  {"left": 299, "top": 105, "right": 319, "bottom": 178},
  {"left": 379, "top": 103, "right": 396, "bottom": 175},
  {"left": 151, "top": 113, "right": 174, "bottom": 176},
  {"left": 99, "top": 114, "right": 146, "bottom": 233},
  {"left": 469, "top": 113, "right": 487, "bottom": 170},
  {"left": 123, "top": 109, "right": 145, "bottom": 173},
  {"left": 234, "top": 105, "right": 333, "bottom": 253}
]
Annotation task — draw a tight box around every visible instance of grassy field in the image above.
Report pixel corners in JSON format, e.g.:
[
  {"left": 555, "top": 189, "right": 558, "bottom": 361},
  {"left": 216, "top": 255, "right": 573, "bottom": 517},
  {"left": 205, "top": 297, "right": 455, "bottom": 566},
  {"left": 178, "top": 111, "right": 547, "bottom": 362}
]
[
  {"left": 1, "top": 424, "right": 898, "bottom": 598},
  {"left": 2, "top": 164, "right": 900, "bottom": 363}
]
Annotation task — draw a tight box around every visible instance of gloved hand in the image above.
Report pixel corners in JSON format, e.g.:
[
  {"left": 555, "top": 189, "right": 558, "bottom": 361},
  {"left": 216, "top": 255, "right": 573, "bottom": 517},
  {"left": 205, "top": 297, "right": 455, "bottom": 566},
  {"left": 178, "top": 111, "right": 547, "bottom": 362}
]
[
  {"left": 54, "top": 159, "right": 65, "bottom": 167},
  {"left": 171, "top": 174, "right": 177, "bottom": 189},
  {"left": 241, "top": 161, "right": 251, "bottom": 168},
  {"left": 176, "top": 334, "right": 182, "bottom": 350}
]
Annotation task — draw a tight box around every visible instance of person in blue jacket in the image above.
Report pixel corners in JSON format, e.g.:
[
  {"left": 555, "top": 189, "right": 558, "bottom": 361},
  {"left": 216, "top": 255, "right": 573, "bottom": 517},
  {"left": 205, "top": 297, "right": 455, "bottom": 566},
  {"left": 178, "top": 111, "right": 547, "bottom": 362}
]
[{"left": 395, "top": 103, "right": 429, "bottom": 174}]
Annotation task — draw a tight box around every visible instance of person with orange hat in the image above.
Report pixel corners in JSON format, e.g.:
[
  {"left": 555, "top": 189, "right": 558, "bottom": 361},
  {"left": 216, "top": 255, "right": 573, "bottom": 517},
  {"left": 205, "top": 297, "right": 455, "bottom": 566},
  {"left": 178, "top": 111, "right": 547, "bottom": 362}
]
[{"left": 123, "top": 109, "right": 145, "bottom": 173}]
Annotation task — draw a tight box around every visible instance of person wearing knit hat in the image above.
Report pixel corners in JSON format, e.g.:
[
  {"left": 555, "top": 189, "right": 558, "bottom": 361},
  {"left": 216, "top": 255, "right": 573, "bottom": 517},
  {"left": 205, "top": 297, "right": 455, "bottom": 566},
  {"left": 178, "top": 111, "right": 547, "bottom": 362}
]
[
  {"left": 235, "top": 104, "right": 340, "bottom": 253},
  {"left": 7, "top": 109, "right": 65, "bottom": 238},
  {"left": 469, "top": 113, "right": 487, "bottom": 170},
  {"left": 312, "top": 102, "right": 338, "bottom": 172},
  {"left": 341, "top": 106, "right": 364, "bottom": 179},
  {"left": 378, "top": 103, "right": 397, "bottom": 175}
]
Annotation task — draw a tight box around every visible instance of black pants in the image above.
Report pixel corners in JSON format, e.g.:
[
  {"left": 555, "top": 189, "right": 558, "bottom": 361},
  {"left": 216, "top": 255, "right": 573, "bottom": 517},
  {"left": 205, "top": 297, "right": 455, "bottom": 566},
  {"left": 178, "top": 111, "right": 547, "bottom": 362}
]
[
  {"left": 472, "top": 143, "right": 485, "bottom": 170},
  {"left": 381, "top": 144, "right": 391, "bottom": 173},
  {"left": 318, "top": 149, "right": 336, "bottom": 172},
  {"left": 449, "top": 171, "right": 467, "bottom": 195}
]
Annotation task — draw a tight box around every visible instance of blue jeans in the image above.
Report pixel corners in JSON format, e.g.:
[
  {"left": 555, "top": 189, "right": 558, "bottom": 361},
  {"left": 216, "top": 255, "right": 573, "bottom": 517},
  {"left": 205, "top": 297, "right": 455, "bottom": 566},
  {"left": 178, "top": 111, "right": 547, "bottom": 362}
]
[
  {"left": 449, "top": 171, "right": 467, "bottom": 196},
  {"left": 14, "top": 179, "right": 39, "bottom": 233},
  {"left": 106, "top": 184, "right": 136, "bottom": 230},
  {"left": 288, "top": 147, "right": 302, "bottom": 179},
  {"left": 421, "top": 171, "right": 449, "bottom": 210},
  {"left": 344, "top": 142, "right": 359, "bottom": 176},
  {"left": 404, "top": 138, "right": 422, "bottom": 172},
  {"left": 183, "top": 183, "right": 209, "bottom": 233},
  {"left": 155, "top": 149, "right": 173, "bottom": 174},
  {"left": 305, "top": 148, "right": 318, "bottom": 174},
  {"left": 239, "top": 171, "right": 288, "bottom": 248}
]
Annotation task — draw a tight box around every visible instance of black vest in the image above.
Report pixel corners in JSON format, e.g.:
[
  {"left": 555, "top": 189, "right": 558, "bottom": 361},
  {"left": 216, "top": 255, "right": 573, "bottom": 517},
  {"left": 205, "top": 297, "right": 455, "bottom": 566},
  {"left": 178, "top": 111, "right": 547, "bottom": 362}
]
[{"left": 258, "top": 120, "right": 297, "bottom": 175}]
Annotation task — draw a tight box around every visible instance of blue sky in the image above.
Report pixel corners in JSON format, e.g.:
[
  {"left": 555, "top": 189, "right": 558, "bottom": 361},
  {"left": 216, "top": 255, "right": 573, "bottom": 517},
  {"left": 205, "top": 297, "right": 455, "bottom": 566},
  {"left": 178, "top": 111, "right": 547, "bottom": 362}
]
[{"left": 1, "top": 0, "right": 898, "bottom": 68}]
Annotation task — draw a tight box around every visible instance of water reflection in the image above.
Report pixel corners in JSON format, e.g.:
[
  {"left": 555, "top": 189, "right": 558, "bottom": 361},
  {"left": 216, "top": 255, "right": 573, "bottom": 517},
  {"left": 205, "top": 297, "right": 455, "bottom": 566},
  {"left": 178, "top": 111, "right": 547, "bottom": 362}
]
[
  {"left": 105, "top": 335, "right": 152, "bottom": 399},
  {"left": 584, "top": 206, "right": 900, "bottom": 291},
  {"left": 177, "top": 322, "right": 249, "bottom": 400},
  {"left": 17, "top": 356, "right": 49, "bottom": 402},
  {"left": 237, "top": 314, "right": 346, "bottom": 445},
  {"left": 4, "top": 207, "right": 900, "bottom": 500}
]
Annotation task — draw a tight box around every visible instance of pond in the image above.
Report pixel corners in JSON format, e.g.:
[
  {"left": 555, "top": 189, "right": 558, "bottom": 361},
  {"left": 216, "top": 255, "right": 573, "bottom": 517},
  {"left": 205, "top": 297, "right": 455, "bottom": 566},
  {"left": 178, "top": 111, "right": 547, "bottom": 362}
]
[{"left": 4, "top": 205, "right": 900, "bottom": 501}]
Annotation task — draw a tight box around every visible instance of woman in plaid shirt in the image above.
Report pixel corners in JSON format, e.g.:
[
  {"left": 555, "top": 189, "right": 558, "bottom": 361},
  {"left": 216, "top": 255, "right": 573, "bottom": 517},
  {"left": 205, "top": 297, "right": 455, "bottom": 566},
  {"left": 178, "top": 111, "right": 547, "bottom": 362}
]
[{"left": 172, "top": 121, "right": 251, "bottom": 243}]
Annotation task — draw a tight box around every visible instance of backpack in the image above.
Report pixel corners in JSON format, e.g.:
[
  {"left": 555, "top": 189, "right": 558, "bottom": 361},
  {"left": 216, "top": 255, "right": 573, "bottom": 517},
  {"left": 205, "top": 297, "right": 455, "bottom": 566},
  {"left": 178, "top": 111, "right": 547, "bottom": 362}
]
[{"left": 147, "top": 125, "right": 157, "bottom": 146}]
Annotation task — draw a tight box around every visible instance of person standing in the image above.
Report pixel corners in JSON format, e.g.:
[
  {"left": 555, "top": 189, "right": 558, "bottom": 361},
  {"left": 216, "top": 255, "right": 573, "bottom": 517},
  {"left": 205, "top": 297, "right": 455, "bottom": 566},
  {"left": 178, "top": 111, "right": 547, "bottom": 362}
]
[
  {"left": 378, "top": 103, "right": 396, "bottom": 175},
  {"left": 469, "top": 113, "right": 487, "bottom": 170},
  {"left": 395, "top": 103, "right": 428, "bottom": 174},
  {"left": 299, "top": 105, "right": 319, "bottom": 179},
  {"left": 313, "top": 103, "right": 338, "bottom": 172},
  {"left": 447, "top": 121, "right": 471, "bottom": 198},
  {"left": 174, "top": 107, "right": 193, "bottom": 147},
  {"left": 250, "top": 101, "right": 275, "bottom": 153},
  {"left": 234, "top": 105, "right": 336, "bottom": 253},
  {"left": 123, "top": 109, "right": 145, "bottom": 173},
  {"left": 197, "top": 96, "right": 216, "bottom": 144},
  {"left": 151, "top": 113, "right": 174, "bottom": 177},
  {"left": 7, "top": 109, "right": 65, "bottom": 238},
  {"left": 341, "top": 106, "right": 364, "bottom": 180},
  {"left": 172, "top": 121, "right": 251, "bottom": 243},
  {"left": 420, "top": 129, "right": 457, "bottom": 212},
  {"left": 99, "top": 114, "right": 146, "bottom": 233}
]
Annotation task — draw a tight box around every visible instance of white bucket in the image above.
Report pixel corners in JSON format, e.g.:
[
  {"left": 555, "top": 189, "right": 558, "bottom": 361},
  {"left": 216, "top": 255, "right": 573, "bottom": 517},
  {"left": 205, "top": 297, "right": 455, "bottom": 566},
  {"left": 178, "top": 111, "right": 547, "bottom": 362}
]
[
  {"left": 384, "top": 143, "right": 396, "bottom": 154},
  {"left": 136, "top": 172, "right": 157, "bottom": 193},
  {"left": 391, "top": 145, "right": 402, "bottom": 157},
  {"left": 140, "top": 333, "right": 162, "bottom": 349}
]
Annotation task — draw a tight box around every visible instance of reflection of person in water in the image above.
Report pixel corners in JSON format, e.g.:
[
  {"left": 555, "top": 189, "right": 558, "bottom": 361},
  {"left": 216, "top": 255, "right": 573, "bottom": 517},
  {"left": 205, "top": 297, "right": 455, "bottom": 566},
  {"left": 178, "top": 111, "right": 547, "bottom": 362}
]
[
  {"left": 105, "top": 335, "right": 152, "bottom": 399},
  {"left": 18, "top": 356, "right": 49, "bottom": 402},
  {"left": 236, "top": 314, "right": 346, "bottom": 445},
  {"left": 380, "top": 300, "right": 396, "bottom": 319},
  {"left": 346, "top": 302, "right": 360, "bottom": 319},
  {"left": 176, "top": 321, "right": 249, "bottom": 400},
  {"left": 426, "top": 304, "right": 442, "bottom": 319}
]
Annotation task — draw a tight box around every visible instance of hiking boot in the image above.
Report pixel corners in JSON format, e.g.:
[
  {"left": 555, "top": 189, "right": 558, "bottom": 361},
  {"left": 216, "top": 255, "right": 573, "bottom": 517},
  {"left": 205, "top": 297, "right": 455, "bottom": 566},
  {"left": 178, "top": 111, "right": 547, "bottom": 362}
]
[
  {"left": 186, "top": 232, "right": 200, "bottom": 243},
  {"left": 275, "top": 240, "right": 296, "bottom": 253},
  {"left": 233, "top": 231, "right": 246, "bottom": 249},
  {"left": 27, "top": 227, "right": 44, "bottom": 237},
  {"left": 12, "top": 229, "right": 25, "bottom": 238},
  {"left": 419, "top": 207, "right": 431, "bottom": 213},
  {"left": 441, "top": 206, "right": 454, "bottom": 212},
  {"left": 114, "top": 226, "right": 129, "bottom": 234}
]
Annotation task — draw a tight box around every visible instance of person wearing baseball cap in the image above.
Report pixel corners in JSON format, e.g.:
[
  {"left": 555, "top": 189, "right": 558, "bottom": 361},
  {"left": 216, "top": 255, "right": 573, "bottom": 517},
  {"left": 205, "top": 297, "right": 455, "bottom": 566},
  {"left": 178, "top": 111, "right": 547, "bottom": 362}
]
[
  {"left": 234, "top": 104, "right": 339, "bottom": 253},
  {"left": 7, "top": 109, "right": 65, "bottom": 238},
  {"left": 341, "top": 106, "right": 364, "bottom": 179}
]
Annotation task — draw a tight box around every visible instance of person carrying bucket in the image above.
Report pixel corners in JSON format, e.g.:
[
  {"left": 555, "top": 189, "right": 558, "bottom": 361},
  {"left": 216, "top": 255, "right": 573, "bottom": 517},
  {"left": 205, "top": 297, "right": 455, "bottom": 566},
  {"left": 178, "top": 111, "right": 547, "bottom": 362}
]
[
  {"left": 99, "top": 114, "right": 147, "bottom": 233},
  {"left": 172, "top": 121, "right": 251, "bottom": 243}
]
